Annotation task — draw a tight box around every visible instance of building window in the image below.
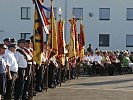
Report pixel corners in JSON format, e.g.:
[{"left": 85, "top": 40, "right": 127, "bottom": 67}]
[
  {"left": 21, "top": 7, "right": 31, "bottom": 19},
  {"left": 46, "top": 7, "right": 57, "bottom": 20},
  {"left": 73, "top": 8, "right": 83, "bottom": 20},
  {"left": 99, "top": 34, "right": 109, "bottom": 47},
  {"left": 127, "top": 8, "right": 133, "bottom": 20},
  {"left": 99, "top": 8, "right": 110, "bottom": 20},
  {"left": 21, "top": 33, "right": 30, "bottom": 39},
  {"left": 126, "top": 35, "right": 133, "bottom": 47}
]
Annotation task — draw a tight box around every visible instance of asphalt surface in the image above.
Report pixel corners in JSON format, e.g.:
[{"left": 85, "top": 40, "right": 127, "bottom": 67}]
[{"left": 33, "top": 74, "right": 133, "bottom": 100}]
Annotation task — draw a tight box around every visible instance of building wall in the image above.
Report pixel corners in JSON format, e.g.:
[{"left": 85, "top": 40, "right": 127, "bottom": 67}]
[
  {"left": 0, "top": 0, "right": 34, "bottom": 41},
  {"left": 0, "top": 0, "right": 133, "bottom": 51}
]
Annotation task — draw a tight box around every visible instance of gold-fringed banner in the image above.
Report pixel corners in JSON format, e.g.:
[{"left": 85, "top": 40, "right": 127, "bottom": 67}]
[
  {"left": 79, "top": 23, "right": 85, "bottom": 59},
  {"left": 57, "top": 20, "right": 65, "bottom": 65},
  {"left": 68, "top": 18, "right": 76, "bottom": 63}
]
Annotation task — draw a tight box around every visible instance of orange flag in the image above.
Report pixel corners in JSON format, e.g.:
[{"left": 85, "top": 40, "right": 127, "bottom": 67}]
[
  {"left": 79, "top": 20, "right": 85, "bottom": 59},
  {"left": 57, "top": 20, "right": 65, "bottom": 65}
]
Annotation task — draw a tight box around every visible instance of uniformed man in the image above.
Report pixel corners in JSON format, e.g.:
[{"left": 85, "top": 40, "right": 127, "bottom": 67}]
[
  {"left": 48, "top": 52, "right": 57, "bottom": 88},
  {"left": 4, "top": 43, "right": 18, "bottom": 100},
  {"left": 22, "top": 39, "right": 33, "bottom": 99},
  {"left": 14, "top": 39, "right": 27, "bottom": 100},
  {"left": 0, "top": 44, "right": 7, "bottom": 99},
  {"left": 3, "top": 38, "right": 11, "bottom": 47},
  {"left": 10, "top": 38, "right": 16, "bottom": 43}
]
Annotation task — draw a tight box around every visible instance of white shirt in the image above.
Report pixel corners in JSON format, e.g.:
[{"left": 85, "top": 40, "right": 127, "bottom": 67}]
[
  {"left": 42, "top": 54, "right": 47, "bottom": 62},
  {"left": 4, "top": 49, "right": 18, "bottom": 72},
  {"left": 82, "top": 55, "right": 90, "bottom": 63},
  {"left": 14, "top": 47, "right": 27, "bottom": 68},
  {"left": 81, "top": 55, "right": 89, "bottom": 65},
  {"left": 88, "top": 55, "right": 95, "bottom": 63},
  {"left": 50, "top": 56, "right": 58, "bottom": 67},
  {"left": 94, "top": 55, "right": 102, "bottom": 64},
  {"left": 0, "top": 55, "right": 6, "bottom": 74}
]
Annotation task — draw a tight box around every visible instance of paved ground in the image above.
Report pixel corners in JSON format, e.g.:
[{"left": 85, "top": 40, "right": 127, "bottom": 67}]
[{"left": 33, "top": 74, "right": 133, "bottom": 100}]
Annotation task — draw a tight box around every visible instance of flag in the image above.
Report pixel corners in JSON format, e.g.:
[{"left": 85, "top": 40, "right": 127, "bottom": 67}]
[
  {"left": 47, "top": 1, "right": 57, "bottom": 58},
  {"left": 33, "top": 0, "right": 49, "bottom": 65},
  {"left": 73, "top": 18, "right": 79, "bottom": 55},
  {"left": 79, "top": 20, "right": 85, "bottom": 59},
  {"left": 35, "top": 0, "right": 49, "bottom": 34},
  {"left": 68, "top": 18, "right": 76, "bottom": 62},
  {"left": 57, "top": 20, "right": 65, "bottom": 65}
]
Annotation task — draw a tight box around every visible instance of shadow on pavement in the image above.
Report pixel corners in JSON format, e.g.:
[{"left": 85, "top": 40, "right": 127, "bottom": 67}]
[{"left": 73, "top": 79, "right": 133, "bottom": 86}]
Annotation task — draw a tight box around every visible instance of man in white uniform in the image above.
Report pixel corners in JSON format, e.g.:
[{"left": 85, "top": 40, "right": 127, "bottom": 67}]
[
  {"left": 0, "top": 44, "right": 7, "bottom": 99},
  {"left": 4, "top": 43, "right": 18, "bottom": 100},
  {"left": 14, "top": 39, "right": 27, "bottom": 100}
]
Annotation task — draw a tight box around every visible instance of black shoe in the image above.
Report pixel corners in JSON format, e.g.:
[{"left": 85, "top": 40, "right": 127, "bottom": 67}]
[
  {"left": 48, "top": 84, "right": 54, "bottom": 88},
  {"left": 35, "top": 86, "right": 42, "bottom": 92},
  {"left": 33, "top": 91, "right": 37, "bottom": 96}
]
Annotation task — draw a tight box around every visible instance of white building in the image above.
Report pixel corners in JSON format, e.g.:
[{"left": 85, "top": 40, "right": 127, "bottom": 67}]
[{"left": 1, "top": 0, "right": 133, "bottom": 51}]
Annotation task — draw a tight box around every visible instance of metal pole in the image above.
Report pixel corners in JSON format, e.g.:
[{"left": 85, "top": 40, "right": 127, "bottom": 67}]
[{"left": 64, "top": 0, "right": 67, "bottom": 42}]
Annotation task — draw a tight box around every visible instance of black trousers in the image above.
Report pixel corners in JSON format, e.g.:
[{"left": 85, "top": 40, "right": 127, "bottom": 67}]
[
  {"left": 112, "top": 62, "right": 122, "bottom": 74},
  {"left": 4, "top": 72, "right": 17, "bottom": 100},
  {"left": 35, "top": 64, "right": 43, "bottom": 90},
  {"left": 14, "top": 68, "right": 26, "bottom": 100},
  {"left": 48, "top": 63, "right": 55, "bottom": 87},
  {"left": 22, "top": 64, "right": 32, "bottom": 99},
  {"left": 0, "top": 73, "right": 6, "bottom": 95}
]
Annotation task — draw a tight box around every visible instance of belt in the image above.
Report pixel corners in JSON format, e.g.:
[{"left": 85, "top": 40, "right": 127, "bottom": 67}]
[
  {"left": 10, "top": 71, "right": 17, "bottom": 74},
  {"left": 18, "top": 67, "right": 26, "bottom": 70}
]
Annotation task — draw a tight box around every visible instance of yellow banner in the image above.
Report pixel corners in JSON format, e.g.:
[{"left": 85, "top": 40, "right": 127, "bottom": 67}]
[
  {"left": 68, "top": 18, "right": 76, "bottom": 62},
  {"left": 48, "top": 2, "right": 57, "bottom": 58},
  {"left": 33, "top": 7, "right": 43, "bottom": 66}
]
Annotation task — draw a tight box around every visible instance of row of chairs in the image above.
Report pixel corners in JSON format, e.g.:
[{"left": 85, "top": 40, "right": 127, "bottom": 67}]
[{"left": 78, "top": 62, "right": 132, "bottom": 76}]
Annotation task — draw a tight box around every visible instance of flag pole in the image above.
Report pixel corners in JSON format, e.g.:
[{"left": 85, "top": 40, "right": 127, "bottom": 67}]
[
  {"left": 45, "top": 50, "right": 48, "bottom": 91},
  {"left": 45, "top": 0, "right": 53, "bottom": 91},
  {"left": 30, "top": 0, "right": 36, "bottom": 98},
  {"left": 58, "top": 7, "right": 62, "bottom": 87},
  {"left": 44, "top": 0, "right": 53, "bottom": 92},
  {"left": 69, "top": 11, "right": 74, "bottom": 80},
  {"left": 76, "top": 16, "right": 83, "bottom": 79}
]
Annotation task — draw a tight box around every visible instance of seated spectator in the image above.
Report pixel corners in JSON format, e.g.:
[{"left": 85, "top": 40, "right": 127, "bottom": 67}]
[
  {"left": 81, "top": 52, "right": 91, "bottom": 74},
  {"left": 123, "top": 51, "right": 133, "bottom": 71},
  {"left": 109, "top": 51, "right": 122, "bottom": 75},
  {"left": 93, "top": 50, "right": 103, "bottom": 75},
  {"left": 82, "top": 52, "right": 90, "bottom": 66},
  {"left": 102, "top": 51, "right": 114, "bottom": 76},
  {"left": 88, "top": 51, "right": 95, "bottom": 64},
  {"left": 118, "top": 51, "right": 124, "bottom": 63},
  {"left": 93, "top": 50, "right": 103, "bottom": 66},
  {"left": 129, "top": 51, "right": 133, "bottom": 63}
]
